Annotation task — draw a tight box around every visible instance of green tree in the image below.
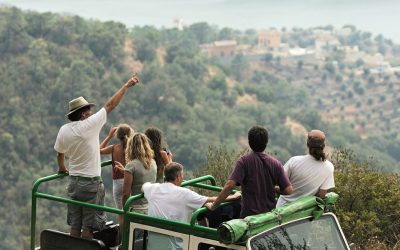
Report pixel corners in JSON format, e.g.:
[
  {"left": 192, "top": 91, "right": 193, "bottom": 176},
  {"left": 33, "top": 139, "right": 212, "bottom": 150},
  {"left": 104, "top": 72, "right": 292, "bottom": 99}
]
[
  {"left": 264, "top": 53, "right": 273, "bottom": 63},
  {"left": 332, "top": 149, "right": 400, "bottom": 248},
  {"left": 0, "top": 7, "right": 30, "bottom": 54},
  {"left": 218, "top": 27, "right": 235, "bottom": 40},
  {"left": 297, "top": 60, "right": 303, "bottom": 71},
  {"left": 324, "top": 62, "right": 336, "bottom": 74},
  {"left": 231, "top": 54, "right": 249, "bottom": 81},
  {"left": 188, "top": 22, "right": 216, "bottom": 44},
  {"left": 135, "top": 37, "right": 157, "bottom": 62},
  {"left": 133, "top": 26, "right": 160, "bottom": 62},
  {"left": 209, "top": 72, "right": 228, "bottom": 93}
]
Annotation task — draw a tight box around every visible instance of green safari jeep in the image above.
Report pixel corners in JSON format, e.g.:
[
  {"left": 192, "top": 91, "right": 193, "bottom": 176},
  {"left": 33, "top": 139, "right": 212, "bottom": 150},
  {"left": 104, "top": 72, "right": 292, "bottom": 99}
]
[{"left": 31, "top": 161, "right": 350, "bottom": 250}]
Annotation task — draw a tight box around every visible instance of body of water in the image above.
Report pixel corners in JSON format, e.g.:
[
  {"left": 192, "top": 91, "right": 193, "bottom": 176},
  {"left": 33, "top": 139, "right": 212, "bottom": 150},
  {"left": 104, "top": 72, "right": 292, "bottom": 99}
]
[{"left": 1, "top": 0, "right": 400, "bottom": 43}]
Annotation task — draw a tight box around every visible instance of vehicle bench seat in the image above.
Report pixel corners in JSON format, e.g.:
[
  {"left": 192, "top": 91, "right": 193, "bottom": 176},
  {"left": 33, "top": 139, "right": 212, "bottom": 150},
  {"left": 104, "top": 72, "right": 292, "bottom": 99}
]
[{"left": 40, "top": 229, "right": 107, "bottom": 250}]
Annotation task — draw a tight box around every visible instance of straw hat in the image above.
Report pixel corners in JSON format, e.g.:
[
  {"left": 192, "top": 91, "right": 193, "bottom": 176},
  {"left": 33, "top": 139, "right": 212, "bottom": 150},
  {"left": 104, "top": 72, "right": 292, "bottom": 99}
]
[{"left": 66, "top": 96, "right": 95, "bottom": 116}]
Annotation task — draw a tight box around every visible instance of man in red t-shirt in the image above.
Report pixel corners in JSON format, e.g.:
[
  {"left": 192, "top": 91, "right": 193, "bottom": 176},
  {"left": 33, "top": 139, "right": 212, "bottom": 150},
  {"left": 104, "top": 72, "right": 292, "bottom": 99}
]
[{"left": 208, "top": 125, "right": 293, "bottom": 218}]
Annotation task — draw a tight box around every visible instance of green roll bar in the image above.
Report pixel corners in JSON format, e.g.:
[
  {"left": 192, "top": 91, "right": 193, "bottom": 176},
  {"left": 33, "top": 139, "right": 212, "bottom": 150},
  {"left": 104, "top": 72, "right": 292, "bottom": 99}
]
[
  {"left": 119, "top": 175, "right": 220, "bottom": 250},
  {"left": 30, "top": 160, "right": 113, "bottom": 250},
  {"left": 31, "top": 162, "right": 223, "bottom": 250}
]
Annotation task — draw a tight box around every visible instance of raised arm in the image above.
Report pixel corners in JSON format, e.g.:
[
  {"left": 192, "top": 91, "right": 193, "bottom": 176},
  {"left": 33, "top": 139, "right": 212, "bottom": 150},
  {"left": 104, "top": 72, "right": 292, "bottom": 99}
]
[
  {"left": 104, "top": 74, "right": 139, "bottom": 114},
  {"left": 100, "top": 127, "right": 117, "bottom": 154},
  {"left": 160, "top": 150, "right": 173, "bottom": 165}
]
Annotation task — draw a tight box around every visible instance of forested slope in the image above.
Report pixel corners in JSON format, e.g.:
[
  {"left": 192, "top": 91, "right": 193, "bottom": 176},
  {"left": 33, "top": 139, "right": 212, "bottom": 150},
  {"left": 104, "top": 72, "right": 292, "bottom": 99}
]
[{"left": 0, "top": 6, "right": 398, "bottom": 249}]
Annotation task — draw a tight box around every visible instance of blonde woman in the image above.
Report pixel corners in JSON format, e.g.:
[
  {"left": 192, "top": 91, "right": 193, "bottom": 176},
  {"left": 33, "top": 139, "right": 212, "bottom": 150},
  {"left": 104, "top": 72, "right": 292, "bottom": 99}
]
[
  {"left": 116, "top": 133, "right": 156, "bottom": 239},
  {"left": 117, "top": 132, "right": 157, "bottom": 211}
]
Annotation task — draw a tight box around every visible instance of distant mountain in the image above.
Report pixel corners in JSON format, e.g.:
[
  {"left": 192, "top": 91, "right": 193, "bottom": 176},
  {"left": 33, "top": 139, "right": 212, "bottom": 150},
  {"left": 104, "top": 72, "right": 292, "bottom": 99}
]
[{"left": 1, "top": 0, "right": 400, "bottom": 43}]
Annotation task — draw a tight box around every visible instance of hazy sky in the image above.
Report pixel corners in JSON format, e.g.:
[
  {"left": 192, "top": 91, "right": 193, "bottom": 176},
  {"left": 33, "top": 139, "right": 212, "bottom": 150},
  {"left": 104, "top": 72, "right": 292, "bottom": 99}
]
[{"left": 1, "top": 0, "right": 400, "bottom": 43}]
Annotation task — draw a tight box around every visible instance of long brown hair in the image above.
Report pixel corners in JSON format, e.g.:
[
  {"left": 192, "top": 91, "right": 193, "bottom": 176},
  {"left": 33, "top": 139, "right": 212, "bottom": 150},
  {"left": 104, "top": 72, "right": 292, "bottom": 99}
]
[
  {"left": 125, "top": 133, "right": 154, "bottom": 169},
  {"left": 145, "top": 127, "right": 165, "bottom": 173},
  {"left": 116, "top": 124, "right": 133, "bottom": 149},
  {"left": 307, "top": 137, "right": 326, "bottom": 161}
]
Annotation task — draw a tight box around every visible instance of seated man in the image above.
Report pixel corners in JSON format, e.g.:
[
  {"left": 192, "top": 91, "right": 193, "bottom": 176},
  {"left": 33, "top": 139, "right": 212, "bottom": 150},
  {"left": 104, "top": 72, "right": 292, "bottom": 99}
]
[
  {"left": 142, "top": 162, "right": 241, "bottom": 250},
  {"left": 276, "top": 130, "right": 335, "bottom": 207},
  {"left": 209, "top": 126, "right": 293, "bottom": 218}
]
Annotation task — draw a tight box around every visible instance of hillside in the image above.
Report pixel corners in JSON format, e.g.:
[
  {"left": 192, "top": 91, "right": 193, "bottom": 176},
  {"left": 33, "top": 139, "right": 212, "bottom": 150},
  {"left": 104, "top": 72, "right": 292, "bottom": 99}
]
[
  {"left": 197, "top": 25, "right": 400, "bottom": 168},
  {"left": 0, "top": 6, "right": 399, "bottom": 249}
]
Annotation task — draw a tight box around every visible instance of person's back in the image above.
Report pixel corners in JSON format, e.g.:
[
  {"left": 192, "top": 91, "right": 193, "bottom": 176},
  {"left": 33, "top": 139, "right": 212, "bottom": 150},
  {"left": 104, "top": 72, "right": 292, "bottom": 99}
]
[
  {"left": 143, "top": 162, "right": 209, "bottom": 250},
  {"left": 121, "top": 133, "right": 157, "bottom": 212},
  {"left": 232, "top": 151, "right": 288, "bottom": 217},
  {"left": 145, "top": 127, "right": 173, "bottom": 183},
  {"left": 100, "top": 124, "right": 133, "bottom": 243},
  {"left": 276, "top": 130, "right": 335, "bottom": 207},
  {"left": 100, "top": 124, "right": 133, "bottom": 207},
  {"left": 57, "top": 109, "right": 106, "bottom": 177},
  {"left": 144, "top": 182, "right": 206, "bottom": 222},
  {"left": 276, "top": 155, "right": 334, "bottom": 207},
  {"left": 209, "top": 126, "right": 293, "bottom": 218},
  {"left": 54, "top": 74, "right": 139, "bottom": 239},
  {"left": 111, "top": 143, "right": 125, "bottom": 178},
  {"left": 125, "top": 158, "right": 157, "bottom": 208}
]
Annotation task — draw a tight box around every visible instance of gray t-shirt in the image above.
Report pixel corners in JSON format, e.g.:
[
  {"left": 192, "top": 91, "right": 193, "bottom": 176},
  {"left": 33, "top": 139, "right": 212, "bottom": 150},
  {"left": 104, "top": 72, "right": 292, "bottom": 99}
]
[{"left": 125, "top": 159, "right": 157, "bottom": 207}]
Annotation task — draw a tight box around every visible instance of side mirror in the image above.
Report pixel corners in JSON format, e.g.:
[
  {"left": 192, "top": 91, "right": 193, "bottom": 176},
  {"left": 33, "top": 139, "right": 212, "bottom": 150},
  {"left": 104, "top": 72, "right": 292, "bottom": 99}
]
[{"left": 349, "top": 242, "right": 356, "bottom": 250}]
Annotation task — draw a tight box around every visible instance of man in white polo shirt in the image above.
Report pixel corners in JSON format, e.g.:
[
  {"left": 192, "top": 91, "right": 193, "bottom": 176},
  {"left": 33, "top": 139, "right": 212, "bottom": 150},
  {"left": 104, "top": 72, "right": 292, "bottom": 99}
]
[
  {"left": 142, "top": 162, "right": 241, "bottom": 250},
  {"left": 54, "top": 74, "right": 139, "bottom": 239},
  {"left": 276, "top": 130, "right": 335, "bottom": 207}
]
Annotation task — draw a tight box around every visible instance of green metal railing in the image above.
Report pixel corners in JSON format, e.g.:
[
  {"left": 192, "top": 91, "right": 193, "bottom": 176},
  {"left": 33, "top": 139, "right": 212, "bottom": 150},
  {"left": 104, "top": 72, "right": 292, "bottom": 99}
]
[
  {"left": 120, "top": 194, "right": 219, "bottom": 250},
  {"left": 31, "top": 162, "right": 222, "bottom": 250},
  {"left": 31, "top": 160, "right": 113, "bottom": 250},
  {"left": 190, "top": 202, "right": 232, "bottom": 226},
  {"left": 119, "top": 175, "right": 221, "bottom": 250}
]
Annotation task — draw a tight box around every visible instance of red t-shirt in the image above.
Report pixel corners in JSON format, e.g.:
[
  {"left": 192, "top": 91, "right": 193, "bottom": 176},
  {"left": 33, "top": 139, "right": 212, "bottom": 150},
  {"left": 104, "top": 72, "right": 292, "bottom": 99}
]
[{"left": 229, "top": 152, "right": 291, "bottom": 218}]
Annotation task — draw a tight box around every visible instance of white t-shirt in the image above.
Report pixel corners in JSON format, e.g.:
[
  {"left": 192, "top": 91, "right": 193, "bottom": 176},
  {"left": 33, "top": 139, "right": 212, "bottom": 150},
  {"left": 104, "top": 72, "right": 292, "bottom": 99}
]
[
  {"left": 276, "top": 155, "right": 335, "bottom": 207},
  {"left": 143, "top": 182, "right": 207, "bottom": 250},
  {"left": 54, "top": 108, "right": 107, "bottom": 177},
  {"left": 143, "top": 182, "right": 207, "bottom": 223}
]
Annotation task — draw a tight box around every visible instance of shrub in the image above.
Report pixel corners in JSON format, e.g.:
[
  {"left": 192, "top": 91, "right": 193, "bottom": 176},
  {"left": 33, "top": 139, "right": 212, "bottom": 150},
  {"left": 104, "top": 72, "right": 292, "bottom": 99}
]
[
  {"left": 332, "top": 149, "right": 400, "bottom": 249},
  {"left": 195, "top": 146, "right": 246, "bottom": 187}
]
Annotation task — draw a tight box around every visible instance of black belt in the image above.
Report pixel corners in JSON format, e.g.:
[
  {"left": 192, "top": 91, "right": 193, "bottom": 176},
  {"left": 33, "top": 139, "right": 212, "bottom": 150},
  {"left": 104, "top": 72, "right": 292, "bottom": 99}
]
[{"left": 69, "top": 175, "right": 102, "bottom": 181}]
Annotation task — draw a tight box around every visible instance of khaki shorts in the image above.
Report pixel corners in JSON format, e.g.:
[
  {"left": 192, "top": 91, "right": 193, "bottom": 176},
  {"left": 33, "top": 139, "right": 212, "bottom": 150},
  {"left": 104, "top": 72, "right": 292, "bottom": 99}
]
[{"left": 66, "top": 176, "right": 107, "bottom": 231}]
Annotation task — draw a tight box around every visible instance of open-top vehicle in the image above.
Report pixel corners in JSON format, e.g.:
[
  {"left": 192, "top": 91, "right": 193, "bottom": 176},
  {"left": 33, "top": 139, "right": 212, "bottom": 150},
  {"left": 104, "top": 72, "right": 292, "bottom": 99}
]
[{"left": 31, "top": 161, "right": 350, "bottom": 250}]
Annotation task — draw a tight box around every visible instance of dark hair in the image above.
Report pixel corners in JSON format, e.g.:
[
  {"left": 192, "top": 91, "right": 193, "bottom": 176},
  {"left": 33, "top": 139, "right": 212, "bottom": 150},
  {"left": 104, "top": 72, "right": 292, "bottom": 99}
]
[
  {"left": 145, "top": 127, "right": 165, "bottom": 178},
  {"left": 164, "top": 162, "right": 183, "bottom": 182},
  {"left": 307, "top": 137, "right": 326, "bottom": 161},
  {"left": 67, "top": 106, "right": 90, "bottom": 121},
  {"left": 248, "top": 125, "right": 268, "bottom": 152}
]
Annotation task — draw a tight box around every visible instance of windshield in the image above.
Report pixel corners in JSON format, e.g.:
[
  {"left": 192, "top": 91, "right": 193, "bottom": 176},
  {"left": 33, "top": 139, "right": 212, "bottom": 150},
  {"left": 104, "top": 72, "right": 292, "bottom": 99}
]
[{"left": 248, "top": 214, "right": 348, "bottom": 250}]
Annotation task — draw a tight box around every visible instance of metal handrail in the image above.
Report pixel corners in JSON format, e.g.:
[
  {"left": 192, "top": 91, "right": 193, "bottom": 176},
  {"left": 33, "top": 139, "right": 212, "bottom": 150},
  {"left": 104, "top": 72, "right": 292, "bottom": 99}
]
[
  {"left": 119, "top": 175, "right": 220, "bottom": 249},
  {"left": 30, "top": 160, "right": 112, "bottom": 250},
  {"left": 190, "top": 202, "right": 232, "bottom": 226},
  {"left": 181, "top": 175, "right": 216, "bottom": 187},
  {"left": 31, "top": 163, "right": 221, "bottom": 250}
]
